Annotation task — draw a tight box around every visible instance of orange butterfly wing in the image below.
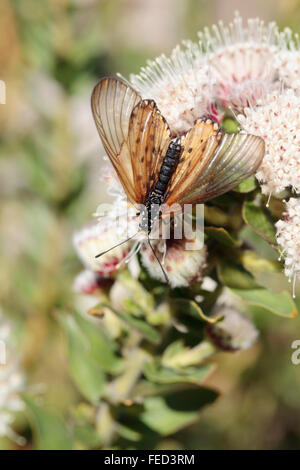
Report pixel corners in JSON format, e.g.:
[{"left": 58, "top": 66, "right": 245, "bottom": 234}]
[
  {"left": 91, "top": 77, "right": 141, "bottom": 203},
  {"left": 164, "top": 120, "right": 265, "bottom": 207},
  {"left": 127, "top": 99, "right": 171, "bottom": 202},
  {"left": 91, "top": 78, "right": 171, "bottom": 204},
  {"left": 164, "top": 118, "right": 221, "bottom": 206}
]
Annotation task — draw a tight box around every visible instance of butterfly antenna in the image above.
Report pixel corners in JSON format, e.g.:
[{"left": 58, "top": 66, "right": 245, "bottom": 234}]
[
  {"left": 148, "top": 236, "right": 169, "bottom": 284},
  {"left": 95, "top": 232, "right": 138, "bottom": 258}
]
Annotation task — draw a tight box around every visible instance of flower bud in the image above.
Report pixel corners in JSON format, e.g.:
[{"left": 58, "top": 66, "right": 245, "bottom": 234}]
[
  {"left": 141, "top": 236, "right": 207, "bottom": 288},
  {"left": 73, "top": 208, "right": 138, "bottom": 277},
  {"left": 206, "top": 307, "right": 259, "bottom": 352},
  {"left": 73, "top": 269, "right": 113, "bottom": 295}
]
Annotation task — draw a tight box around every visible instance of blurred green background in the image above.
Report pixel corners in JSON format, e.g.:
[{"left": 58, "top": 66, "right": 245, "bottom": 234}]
[{"left": 1, "top": 0, "right": 300, "bottom": 450}]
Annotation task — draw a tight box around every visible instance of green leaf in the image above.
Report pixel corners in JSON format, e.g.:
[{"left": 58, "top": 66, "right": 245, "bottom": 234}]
[
  {"left": 217, "top": 260, "right": 259, "bottom": 289},
  {"left": 132, "top": 379, "right": 182, "bottom": 401},
  {"left": 173, "top": 298, "right": 222, "bottom": 324},
  {"left": 233, "top": 177, "right": 257, "bottom": 193},
  {"left": 162, "top": 340, "right": 186, "bottom": 361},
  {"left": 91, "top": 303, "right": 160, "bottom": 344},
  {"left": 73, "top": 423, "right": 102, "bottom": 448},
  {"left": 141, "top": 387, "right": 218, "bottom": 435},
  {"left": 144, "top": 361, "right": 216, "bottom": 385},
  {"left": 231, "top": 288, "right": 298, "bottom": 318},
  {"left": 117, "top": 424, "right": 142, "bottom": 442},
  {"left": 73, "top": 311, "right": 122, "bottom": 374},
  {"left": 23, "top": 396, "right": 73, "bottom": 450},
  {"left": 204, "top": 206, "right": 230, "bottom": 226},
  {"left": 205, "top": 226, "right": 241, "bottom": 247},
  {"left": 241, "top": 250, "right": 282, "bottom": 274},
  {"left": 242, "top": 201, "right": 277, "bottom": 248},
  {"left": 115, "top": 311, "right": 160, "bottom": 344},
  {"left": 238, "top": 251, "right": 283, "bottom": 292},
  {"left": 59, "top": 313, "right": 106, "bottom": 402},
  {"left": 240, "top": 226, "right": 278, "bottom": 261}
]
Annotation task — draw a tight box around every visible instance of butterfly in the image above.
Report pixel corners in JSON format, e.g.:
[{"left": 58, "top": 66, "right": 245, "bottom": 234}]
[{"left": 91, "top": 77, "right": 265, "bottom": 280}]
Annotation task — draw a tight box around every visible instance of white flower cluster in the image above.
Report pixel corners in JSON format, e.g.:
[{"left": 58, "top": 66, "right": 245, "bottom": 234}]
[
  {"left": 275, "top": 29, "right": 300, "bottom": 91},
  {"left": 131, "top": 13, "right": 300, "bottom": 198},
  {"left": 238, "top": 89, "right": 300, "bottom": 195},
  {"left": 130, "top": 14, "right": 280, "bottom": 135},
  {"left": 0, "top": 314, "right": 25, "bottom": 443},
  {"left": 130, "top": 45, "right": 216, "bottom": 135},
  {"left": 200, "top": 16, "right": 279, "bottom": 111},
  {"left": 276, "top": 198, "right": 300, "bottom": 297}
]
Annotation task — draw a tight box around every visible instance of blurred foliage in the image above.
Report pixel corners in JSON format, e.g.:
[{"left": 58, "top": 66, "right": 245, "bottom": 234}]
[{"left": 1, "top": 0, "right": 300, "bottom": 451}]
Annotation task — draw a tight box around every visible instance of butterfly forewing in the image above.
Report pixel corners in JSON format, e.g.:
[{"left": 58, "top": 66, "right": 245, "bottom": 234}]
[
  {"left": 127, "top": 100, "right": 171, "bottom": 202},
  {"left": 165, "top": 130, "right": 265, "bottom": 207},
  {"left": 91, "top": 77, "right": 142, "bottom": 202},
  {"left": 91, "top": 78, "right": 172, "bottom": 204}
]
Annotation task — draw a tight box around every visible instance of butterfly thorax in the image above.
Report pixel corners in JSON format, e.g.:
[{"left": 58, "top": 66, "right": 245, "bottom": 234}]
[{"left": 140, "top": 138, "right": 182, "bottom": 234}]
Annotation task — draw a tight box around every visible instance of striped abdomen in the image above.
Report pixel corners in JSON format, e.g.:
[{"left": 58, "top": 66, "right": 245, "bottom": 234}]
[
  {"left": 151, "top": 138, "right": 182, "bottom": 198},
  {"left": 140, "top": 138, "right": 182, "bottom": 234}
]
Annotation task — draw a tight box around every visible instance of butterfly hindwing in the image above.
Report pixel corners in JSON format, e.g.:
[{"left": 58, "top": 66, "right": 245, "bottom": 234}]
[
  {"left": 196, "top": 133, "right": 265, "bottom": 201},
  {"left": 91, "top": 77, "right": 142, "bottom": 202},
  {"left": 164, "top": 118, "right": 221, "bottom": 205},
  {"left": 165, "top": 129, "right": 265, "bottom": 207}
]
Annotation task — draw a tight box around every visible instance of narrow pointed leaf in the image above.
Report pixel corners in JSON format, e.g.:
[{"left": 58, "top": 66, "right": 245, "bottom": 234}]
[{"left": 205, "top": 226, "right": 241, "bottom": 247}]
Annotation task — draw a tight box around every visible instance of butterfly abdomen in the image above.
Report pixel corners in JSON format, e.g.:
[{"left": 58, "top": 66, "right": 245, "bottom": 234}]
[
  {"left": 140, "top": 138, "right": 182, "bottom": 234},
  {"left": 152, "top": 138, "right": 182, "bottom": 197}
]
